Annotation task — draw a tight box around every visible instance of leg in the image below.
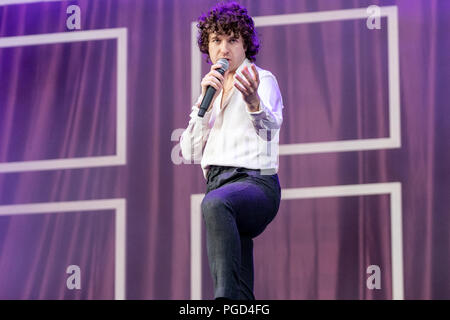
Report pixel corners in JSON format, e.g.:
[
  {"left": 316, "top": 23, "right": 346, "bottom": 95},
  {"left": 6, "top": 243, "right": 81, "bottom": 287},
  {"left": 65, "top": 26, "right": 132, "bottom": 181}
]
[
  {"left": 239, "top": 235, "right": 255, "bottom": 300},
  {"left": 201, "top": 179, "right": 279, "bottom": 299},
  {"left": 202, "top": 194, "right": 241, "bottom": 299}
]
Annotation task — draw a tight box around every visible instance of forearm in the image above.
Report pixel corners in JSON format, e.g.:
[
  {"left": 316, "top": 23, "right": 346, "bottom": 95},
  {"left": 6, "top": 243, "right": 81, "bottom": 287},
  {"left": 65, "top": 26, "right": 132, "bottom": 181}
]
[{"left": 180, "top": 103, "right": 213, "bottom": 162}]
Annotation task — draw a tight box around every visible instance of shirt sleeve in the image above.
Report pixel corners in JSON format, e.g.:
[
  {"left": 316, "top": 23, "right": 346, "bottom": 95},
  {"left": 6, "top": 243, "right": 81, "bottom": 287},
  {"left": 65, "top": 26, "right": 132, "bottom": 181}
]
[
  {"left": 246, "top": 72, "right": 284, "bottom": 132},
  {"left": 179, "top": 96, "right": 214, "bottom": 162}
]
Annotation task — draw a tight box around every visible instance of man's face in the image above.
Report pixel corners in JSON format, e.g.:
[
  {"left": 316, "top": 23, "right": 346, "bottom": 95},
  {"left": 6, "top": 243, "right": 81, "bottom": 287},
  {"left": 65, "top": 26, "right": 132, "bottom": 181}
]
[{"left": 208, "top": 32, "right": 246, "bottom": 73}]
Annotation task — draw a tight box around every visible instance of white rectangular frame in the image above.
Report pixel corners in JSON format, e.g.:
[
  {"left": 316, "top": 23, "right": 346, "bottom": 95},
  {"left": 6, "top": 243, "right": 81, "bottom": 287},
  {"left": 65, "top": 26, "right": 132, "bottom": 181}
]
[
  {"left": 0, "top": 0, "right": 63, "bottom": 5},
  {"left": 0, "top": 198, "right": 126, "bottom": 300},
  {"left": 190, "top": 182, "right": 404, "bottom": 300},
  {"left": 191, "top": 6, "right": 401, "bottom": 154},
  {"left": 0, "top": 28, "right": 127, "bottom": 173}
]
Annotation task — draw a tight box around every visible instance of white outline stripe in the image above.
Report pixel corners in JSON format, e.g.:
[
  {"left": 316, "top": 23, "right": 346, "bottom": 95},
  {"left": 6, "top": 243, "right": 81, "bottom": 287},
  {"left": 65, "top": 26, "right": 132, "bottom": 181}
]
[
  {"left": 114, "top": 200, "right": 126, "bottom": 300},
  {"left": 0, "top": 28, "right": 128, "bottom": 173},
  {"left": 279, "top": 138, "right": 398, "bottom": 155},
  {"left": 252, "top": 7, "right": 394, "bottom": 26},
  {"left": 191, "top": 6, "right": 401, "bottom": 155},
  {"left": 0, "top": 29, "right": 125, "bottom": 47},
  {"left": 116, "top": 28, "right": 128, "bottom": 165},
  {"left": 190, "top": 194, "right": 203, "bottom": 300},
  {"left": 0, "top": 0, "right": 62, "bottom": 5},
  {"left": 0, "top": 156, "right": 123, "bottom": 173},
  {"left": 0, "top": 199, "right": 127, "bottom": 300},
  {"left": 386, "top": 7, "right": 401, "bottom": 148},
  {"left": 389, "top": 183, "right": 403, "bottom": 300},
  {"left": 191, "top": 22, "right": 202, "bottom": 105},
  {"left": 191, "top": 183, "right": 404, "bottom": 300},
  {"left": 281, "top": 182, "right": 399, "bottom": 199}
]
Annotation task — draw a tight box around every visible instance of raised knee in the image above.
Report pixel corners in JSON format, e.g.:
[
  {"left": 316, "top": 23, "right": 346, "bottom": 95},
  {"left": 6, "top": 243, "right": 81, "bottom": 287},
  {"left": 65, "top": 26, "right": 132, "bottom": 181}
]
[{"left": 201, "top": 195, "right": 228, "bottom": 221}]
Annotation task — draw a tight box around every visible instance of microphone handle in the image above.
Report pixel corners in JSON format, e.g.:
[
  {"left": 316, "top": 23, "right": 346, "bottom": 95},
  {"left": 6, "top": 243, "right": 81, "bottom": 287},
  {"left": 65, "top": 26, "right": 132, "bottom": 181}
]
[
  {"left": 197, "top": 68, "right": 226, "bottom": 118},
  {"left": 198, "top": 85, "right": 216, "bottom": 117}
]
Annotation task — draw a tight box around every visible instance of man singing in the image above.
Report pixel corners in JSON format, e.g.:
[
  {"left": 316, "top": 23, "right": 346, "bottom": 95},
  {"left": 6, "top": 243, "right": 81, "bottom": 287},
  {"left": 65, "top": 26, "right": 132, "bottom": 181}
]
[{"left": 180, "top": 1, "right": 284, "bottom": 300}]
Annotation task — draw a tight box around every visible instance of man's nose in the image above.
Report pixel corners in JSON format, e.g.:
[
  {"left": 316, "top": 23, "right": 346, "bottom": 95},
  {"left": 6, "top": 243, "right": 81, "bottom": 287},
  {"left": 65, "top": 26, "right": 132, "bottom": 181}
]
[{"left": 219, "top": 41, "right": 230, "bottom": 53}]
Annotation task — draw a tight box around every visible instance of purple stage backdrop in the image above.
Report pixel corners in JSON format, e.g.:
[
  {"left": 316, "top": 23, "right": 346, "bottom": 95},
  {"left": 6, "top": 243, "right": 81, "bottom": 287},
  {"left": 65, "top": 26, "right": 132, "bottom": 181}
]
[{"left": 0, "top": 0, "right": 449, "bottom": 299}]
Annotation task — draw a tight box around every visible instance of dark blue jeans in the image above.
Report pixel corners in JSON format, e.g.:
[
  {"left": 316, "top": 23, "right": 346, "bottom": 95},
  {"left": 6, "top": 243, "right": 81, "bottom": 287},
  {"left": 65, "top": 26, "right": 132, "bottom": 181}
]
[{"left": 201, "top": 165, "right": 281, "bottom": 300}]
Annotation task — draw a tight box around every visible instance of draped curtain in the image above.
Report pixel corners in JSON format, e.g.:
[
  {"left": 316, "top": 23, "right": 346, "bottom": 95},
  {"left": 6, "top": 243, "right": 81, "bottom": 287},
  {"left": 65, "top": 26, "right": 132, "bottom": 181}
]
[{"left": 0, "top": 0, "right": 448, "bottom": 299}]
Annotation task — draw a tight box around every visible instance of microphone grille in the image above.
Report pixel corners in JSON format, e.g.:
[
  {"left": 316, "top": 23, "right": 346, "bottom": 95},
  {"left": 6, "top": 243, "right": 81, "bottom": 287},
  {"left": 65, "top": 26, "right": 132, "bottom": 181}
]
[{"left": 218, "top": 58, "right": 229, "bottom": 71}]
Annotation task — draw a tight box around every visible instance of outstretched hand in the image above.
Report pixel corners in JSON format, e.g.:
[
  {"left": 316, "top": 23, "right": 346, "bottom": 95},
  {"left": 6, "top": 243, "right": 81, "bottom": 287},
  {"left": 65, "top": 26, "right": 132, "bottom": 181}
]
[{"left": 234, "top": 64, "right": 260, "bottom": 112}]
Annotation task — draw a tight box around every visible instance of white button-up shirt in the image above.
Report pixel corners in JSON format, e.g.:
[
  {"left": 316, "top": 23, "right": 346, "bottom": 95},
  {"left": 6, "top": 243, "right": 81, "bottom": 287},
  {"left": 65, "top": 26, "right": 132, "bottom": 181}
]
[{"left": 180, "top": 58, "right": 284, "bottom": 180}]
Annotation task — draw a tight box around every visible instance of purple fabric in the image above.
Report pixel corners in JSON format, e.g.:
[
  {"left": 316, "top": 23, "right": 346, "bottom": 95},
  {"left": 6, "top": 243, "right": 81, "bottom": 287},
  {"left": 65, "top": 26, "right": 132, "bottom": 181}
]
[{"left": 0, "top": 0, "right": 449, "bottom": 299}]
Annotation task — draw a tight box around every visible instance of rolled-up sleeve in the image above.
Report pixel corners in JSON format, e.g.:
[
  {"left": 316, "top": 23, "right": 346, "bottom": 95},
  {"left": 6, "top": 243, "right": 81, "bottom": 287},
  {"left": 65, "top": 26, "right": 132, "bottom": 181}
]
[{"left": 246, "top": 72, "right": 284, "bottom": 131}]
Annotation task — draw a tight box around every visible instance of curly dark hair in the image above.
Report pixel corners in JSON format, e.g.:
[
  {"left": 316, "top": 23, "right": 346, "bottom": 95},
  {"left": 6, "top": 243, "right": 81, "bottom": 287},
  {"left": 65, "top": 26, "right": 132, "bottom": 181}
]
[{"left": 197, "top": 1, "right": 260, "bottom": 63}]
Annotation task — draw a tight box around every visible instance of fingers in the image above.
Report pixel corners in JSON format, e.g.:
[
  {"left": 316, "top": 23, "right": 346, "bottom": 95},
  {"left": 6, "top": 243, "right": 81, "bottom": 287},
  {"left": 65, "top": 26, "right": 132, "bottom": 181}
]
[
  {"left": 202, "top": 76, "right": 222, "bottom": 91},
  {"left": 212, "top": 62, "right": 228, "bottom": 71},
  {"left": 251, "top": 64, "right": 259, "bottom": 83},
  {"left": 234, "top": 75, "right": 255, "bottom": 95},
  {"left": 234, "top": 81, "right": 248, "bottom": 95},
  {"left": 210, "top": 70, "right": 225, "bottom": 83},
  {"left": 235, "top": 65, "right": 259, "bottom": 94},
  {"left": 235, "top": 74, "right": 250, "bottom": 89},
  {"left": 241, "top": 65, "right": 258, "bottom": 87},
  {"left": 201, "top": 63, "right": 227, "bottom": 93},
  {"left": 212, "top": 62, "right": 225, "bottom": 70},
  {"left": 205, "top": 64, "right": 225, "bottom": 85},
  {"left": 211, "top": 63, "right": 227, "bottom": 77}
]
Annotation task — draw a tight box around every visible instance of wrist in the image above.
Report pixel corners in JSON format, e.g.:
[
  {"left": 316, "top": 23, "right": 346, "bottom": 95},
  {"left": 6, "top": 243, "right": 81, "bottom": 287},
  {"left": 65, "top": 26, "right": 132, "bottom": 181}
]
[{"left": 247, "top": 100, "right": 260, "bottom": 112}]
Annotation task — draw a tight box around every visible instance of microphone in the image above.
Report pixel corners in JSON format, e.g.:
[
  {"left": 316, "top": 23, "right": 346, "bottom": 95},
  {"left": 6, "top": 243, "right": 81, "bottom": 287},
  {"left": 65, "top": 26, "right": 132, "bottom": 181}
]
[{"left": 198, "top": 58, "right": 229, "bottom": 117}]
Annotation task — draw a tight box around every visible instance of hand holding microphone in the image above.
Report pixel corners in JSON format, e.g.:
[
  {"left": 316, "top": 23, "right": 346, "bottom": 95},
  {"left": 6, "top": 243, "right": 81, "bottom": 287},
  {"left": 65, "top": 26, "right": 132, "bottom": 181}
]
[{"left": 197, "top": 58, "right": 229, "bottom": 117}]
